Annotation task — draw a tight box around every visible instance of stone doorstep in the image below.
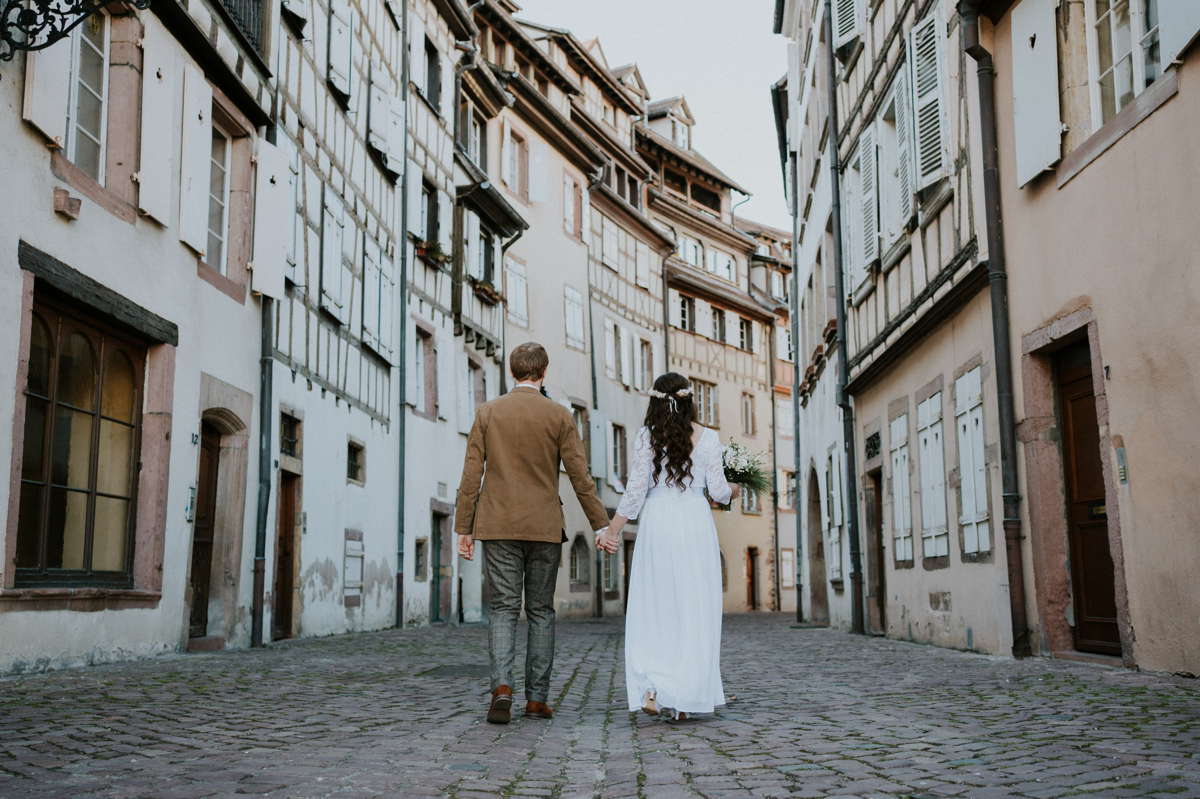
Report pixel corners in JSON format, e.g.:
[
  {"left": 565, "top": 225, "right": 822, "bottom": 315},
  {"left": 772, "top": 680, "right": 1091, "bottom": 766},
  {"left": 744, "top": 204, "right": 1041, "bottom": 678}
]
[
  {"left": 1051, "top": 650, "right": 1124, "bottom": 668},
  {"left": 186, "top": 636, "right": 227, "bottom": 653}
]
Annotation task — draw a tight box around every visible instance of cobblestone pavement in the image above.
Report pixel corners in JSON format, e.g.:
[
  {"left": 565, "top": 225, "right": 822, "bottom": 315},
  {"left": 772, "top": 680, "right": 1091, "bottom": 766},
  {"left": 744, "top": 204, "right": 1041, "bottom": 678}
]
[{"left": 2, "top": 614, "right": 1199, "bottom": 799}]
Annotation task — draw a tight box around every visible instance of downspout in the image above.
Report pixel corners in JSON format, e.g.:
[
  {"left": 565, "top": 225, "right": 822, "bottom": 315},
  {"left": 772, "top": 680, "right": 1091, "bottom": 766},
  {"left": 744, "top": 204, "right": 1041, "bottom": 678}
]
[
  {"left": 584, "top": 171, "right": 603, "bottom": 620},
  {"left": 453, "top": 3, "right": 487, "bottom": 147},
  {"left": 960, "top": 1, "right": 1031, "bottom": 657},
  {"left": 396, "top": 0, "right": 410, "bottom": 628},
  {"left": 499, "top": 227, "right": 524, "bottom": 395},
  {"left": 769, "top": 323, "right": 782, "bottom": 611},
  {"left": 824, "top": 0, "right": 865, "bottom": 635},
  {"left": 789, "top": 154, "right": 803, "bottom": 621}
]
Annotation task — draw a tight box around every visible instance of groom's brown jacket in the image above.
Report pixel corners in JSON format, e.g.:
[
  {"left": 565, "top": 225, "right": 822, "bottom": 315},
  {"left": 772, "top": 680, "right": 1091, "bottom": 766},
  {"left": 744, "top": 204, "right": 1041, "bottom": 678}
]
[{"left": 454, "top": 386, "right": 609, "bottom": 542}]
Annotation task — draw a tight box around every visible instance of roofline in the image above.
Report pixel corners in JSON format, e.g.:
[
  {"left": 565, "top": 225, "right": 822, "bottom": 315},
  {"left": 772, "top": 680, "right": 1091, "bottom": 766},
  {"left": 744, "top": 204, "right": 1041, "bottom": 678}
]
[
  {"left": 475, "top": 0, "right": 581, "bottom": 96},
  {"left": 516, "top": 21, "right": 643, "bottom": 115},
  {"left": 636, "top": 125, "right": 749, "bottom": 195},
  {"left": 770, "top": 76, "right": 790, "bottom": 196},
  {"left": 432, "top": 0, "right": 478, "bottom": 40},
  {"left": 568, "top": 99, "right": 654, "bottom": 180}
]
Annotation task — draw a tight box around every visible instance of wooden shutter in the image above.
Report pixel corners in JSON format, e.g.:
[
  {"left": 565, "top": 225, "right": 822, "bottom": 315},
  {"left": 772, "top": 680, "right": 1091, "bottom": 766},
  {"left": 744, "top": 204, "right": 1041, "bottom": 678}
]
[
  {"left": 620, "top": 326, "right": 633, "bottom": 388},
  {"left": 635, "top": 242, "right": 650, "bottom": 288},
  {"left": 916, "top": 393, "right": 947, "bottom": 556},
  {"left": 441, "top": 53, "right": 455, "bottom": 119},
  {"left": 1011, "top": 0, "right": 1062, "bottom": 187},
  {"left": 251, "top": 139, "right": 291, "bottom": 299},
  {"left": 893, "top": 70, "right": 915, "bottom": 225},
  {"left": 405, "top": 317, "right": 418, "bottom": 407},
  {"left": 604, "top": 319, "right": 617, "bottom": 378},
  {"left": 1160, "top": 0, "right": 1200, "bottom": 63},
  {"left": 832, "top": 448, "right": 844, "bottom": 527},
  {"left": 321, "top": 188, "right": 347, "bottom": 323},
  {"left": 589, "top": 409, "right": 607, "bottom": 479},
  {"left": 562, "top": 175, "right": 574, "bottom": 234},
  {"left": 833, "top": 0, "right": 862, "bottom": 48},
  {"left": 602, "top": 216, "right": 618, "bottom": 267},
  {"left": 667, "top": 289, "right": 681, "bottom": 328},
  {"left": 368, "top": 62, "right": 390, "bottom": 153},
  {"left": 388, "top": 104, "right": 404, "bottom": 169},
  {"left": 751, "top": 321, "right": 763, "bottom": 355},
  {"left": 465, "top": 211, "right": 481, "bottom": 279},
  {"left": 909, "top": 9, "right": 950, "bottom": 190},
  {"left": 841, "top": 150, "right": 860, "bottom": 287},
  {"left": 564, "top": 287, "right": 585, "bottom": 348},
  {"left": 529, "top": 139, "right": 548, "bottom": 203},
  {"left": 277, "top": 135, "right": 300, "bottom": 283},
  {"left": 137, "top": 17, "right": 175, "bottom": 224},
  {"left": 694, "top": 298, "right": 712, "bottom": 338},
  {"left": 406, "top": 159, "right": 423, "bottom": 235},
  {"left": 500, "top": 117, "right": 513, "bottom": 187},
  {"left": 955, "top": 368, "right": 989, "bottom": 553},
  {"left": 361, "top": 238, "right": 382, "bottom": 351},
  {"left": 179, "top": 64, "right": 213, "bottom": 257},
  {"left": 328, "top": 0, "right": 352, "bottom": 97},
  {"left": 890, "top": 414, "right": 912, "bottom": 560},
  {"left": 22, "top": 35, "right": 72, "bottom": 147},
  {"left": 437, "top": 190, "right": 453, "bottom": 255},
  {"left": 859, "top": 122, "right": 878, "bottom": 269},
  {"left": 505, "top": 259, "right": 527, "bottom": 324}
]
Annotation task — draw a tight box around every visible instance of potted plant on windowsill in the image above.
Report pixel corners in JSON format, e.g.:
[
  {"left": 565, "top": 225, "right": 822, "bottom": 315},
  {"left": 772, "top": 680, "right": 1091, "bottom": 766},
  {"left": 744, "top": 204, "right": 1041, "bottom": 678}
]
[
  {"left": 416, "top": 240, "right": 449, "bottom": 267},
  {"left": 473, "top": 279, "right": 504, "bottom": 306}
]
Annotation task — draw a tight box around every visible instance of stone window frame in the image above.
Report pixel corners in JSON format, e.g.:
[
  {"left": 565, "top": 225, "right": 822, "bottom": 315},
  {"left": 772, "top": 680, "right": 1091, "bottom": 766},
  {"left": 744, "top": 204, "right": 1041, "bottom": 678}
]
[
  {"left": 568, "top": 534, "right": 591, "bottom": 593},
  {"left": 914, "top": 375, "right": 950, "bottom": 571},
  {"left": 411, "top": 317, "right": 438, "bottom": 422},
  {"left": 949, "top": 354, "right": 995, "bottom": 565},
  {"left": 3, "top": 243, "right": 177, "bottom": 611},
  {"left": 346, "top": 436, "right": 365, "bottom": 486}
]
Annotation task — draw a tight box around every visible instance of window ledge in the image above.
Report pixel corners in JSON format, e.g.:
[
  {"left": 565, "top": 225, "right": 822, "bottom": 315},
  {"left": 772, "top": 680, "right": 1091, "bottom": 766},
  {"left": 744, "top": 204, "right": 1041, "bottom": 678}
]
[
  {"left": 569, "top": 583, "right": 591, "bottom": 593},
  {"left": 50, "top": 152, "right": 136, "bottom": 225},
  {"left": 1057, "top": 68, "right": 1178, "bottom": 189},
  {"left": 922, "top": 554, "right": 950, "bottom": 571},
  {"left": 198, "top": 261, "right": 248, "bottom": 304},
  {"left": 412, "top": 85, "right": 444, "bottom": 120},
  {"left": 0, "top": 587, "right": 162, "bottom": 612}
]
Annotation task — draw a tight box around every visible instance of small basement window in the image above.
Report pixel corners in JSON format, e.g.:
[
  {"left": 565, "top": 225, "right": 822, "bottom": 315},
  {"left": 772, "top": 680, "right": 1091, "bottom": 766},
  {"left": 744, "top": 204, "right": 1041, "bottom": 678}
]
[{"left": 347, "top": 440, "right": 365, "bottom": 485}]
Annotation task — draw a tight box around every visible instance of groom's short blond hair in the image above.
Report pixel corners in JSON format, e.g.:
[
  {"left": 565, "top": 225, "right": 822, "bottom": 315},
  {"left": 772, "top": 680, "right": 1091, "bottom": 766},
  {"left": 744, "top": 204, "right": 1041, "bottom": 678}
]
[{"left": 510, "top": 342, "right": 549, "bottom": 382}]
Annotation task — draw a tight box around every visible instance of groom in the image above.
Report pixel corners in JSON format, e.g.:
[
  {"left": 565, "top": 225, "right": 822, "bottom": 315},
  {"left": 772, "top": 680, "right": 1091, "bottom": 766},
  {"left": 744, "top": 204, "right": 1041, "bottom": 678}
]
[{"left": 454, "top": 342, "right": 610, "bottom": 724}]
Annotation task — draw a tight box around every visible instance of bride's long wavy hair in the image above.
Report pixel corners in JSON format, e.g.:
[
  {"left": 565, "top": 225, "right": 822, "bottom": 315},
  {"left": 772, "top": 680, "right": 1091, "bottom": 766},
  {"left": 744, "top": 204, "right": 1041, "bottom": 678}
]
[{"left": 643, "top": 372, "right": 698, "bottom": 490}]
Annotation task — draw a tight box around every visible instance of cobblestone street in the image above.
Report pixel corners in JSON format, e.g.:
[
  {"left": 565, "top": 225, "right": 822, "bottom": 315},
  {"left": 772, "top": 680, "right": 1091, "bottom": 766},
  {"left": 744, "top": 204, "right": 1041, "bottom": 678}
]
[{"left": 1, "top": 614, "right": 1198, "bottom": 799}]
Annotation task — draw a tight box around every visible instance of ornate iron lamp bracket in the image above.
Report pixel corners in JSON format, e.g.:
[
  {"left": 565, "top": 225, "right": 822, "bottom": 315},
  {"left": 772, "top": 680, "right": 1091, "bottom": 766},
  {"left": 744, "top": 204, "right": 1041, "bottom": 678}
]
[{"left": 1, "top": 0, "right": 151, "bottom": 62}]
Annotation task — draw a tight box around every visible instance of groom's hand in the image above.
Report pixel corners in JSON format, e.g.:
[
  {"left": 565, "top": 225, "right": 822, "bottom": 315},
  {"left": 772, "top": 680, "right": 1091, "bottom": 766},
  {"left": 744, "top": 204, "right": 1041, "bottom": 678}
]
[{"left": 457, "top": 534, "right": 475, "bottom": 561}]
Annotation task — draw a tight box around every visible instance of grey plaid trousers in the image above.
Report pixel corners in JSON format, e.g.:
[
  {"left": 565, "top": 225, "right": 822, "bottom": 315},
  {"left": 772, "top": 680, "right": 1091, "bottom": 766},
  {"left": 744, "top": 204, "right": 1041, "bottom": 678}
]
[{"left": 483, "top": 539, "right": 560, "bottom": 702}]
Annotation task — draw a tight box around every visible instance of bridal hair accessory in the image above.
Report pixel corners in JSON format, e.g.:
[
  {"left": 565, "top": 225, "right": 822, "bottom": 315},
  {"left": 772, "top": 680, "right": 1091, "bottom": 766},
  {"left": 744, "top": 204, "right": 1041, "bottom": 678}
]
[{"left": 649, "top": 385, "right": 693, "bottom": 412}]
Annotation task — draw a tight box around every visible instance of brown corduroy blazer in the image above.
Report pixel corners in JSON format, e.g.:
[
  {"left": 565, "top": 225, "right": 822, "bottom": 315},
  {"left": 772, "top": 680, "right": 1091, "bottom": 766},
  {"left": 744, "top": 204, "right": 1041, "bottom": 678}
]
[{"left": 454, "top": 386, "right": 609, "bottom": 543}]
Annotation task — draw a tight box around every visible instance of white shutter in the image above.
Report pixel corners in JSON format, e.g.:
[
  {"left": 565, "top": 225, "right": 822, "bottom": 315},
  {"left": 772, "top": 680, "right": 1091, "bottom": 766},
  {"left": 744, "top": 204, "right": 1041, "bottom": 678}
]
[
  {"left": 529, "top": 139, "right": 548, "bottom": 203},
  {"left": 909, "top": 9, "right": 950, "bottom": 190},
  {"left": 436, "top": 332, "right": 451, "bottom": 420},
  {"left": 505, "top": 259, "right": 527, "bottom": 324},
  {"left": 751, "top": 321, "right": 763, "bottom": 355},
  {"left": 456, "top": 350, "right": 473, "bottom": 434},
  {"left": 1160, "top": 1, "right": 1200, "bottom": 63},
  {"left": 893, "top": 70, "right": 915, "bottom": 225},
  {"left": 721, "top": 253, "right": 734, "bottom": 281},
  {"left": 833, "top": 0, "right": 862, "bottom": 48},
  {"left": 321, "top": 189, "right": 347, "bottom": 323},
  {"left": 832, "top": 448, "right": 844, "bottom": 527},
  {"left": 362, "top": 238, "right": 381, "bottom": 351},
  {"left": 379, "top": 250, "right": 396, "bottom": 361},
  {"left": 22, "top": 39, "right": 72, "bottom": 147},
  {"left": 841, "top": 154, "right": 860, "bottom": 286},
  {"left": 819, "top": 466, "right": 831, "bottom": 531},
  {"left": 917, "top": 394, "right": 947, "bottom": 556},
  {"left": 1011, "top": 0, "right": 1062, "bottom": 187},
  {"left": 328, "top": 0, "right": 352, "bottom": 97},
  {"left": 137, "top": 17, "right": 175, "bottom": 224},
  {"left": 388, "top": 104, "right": 405, "bottom": 168},
  {"left": 251, "top": 139, "right": 291, "bottom": 299},
  {"left": 406, "top": 159, "right": 423, "bottom": 235},
  {"left": 405, "top": 317, "right": 418, "bottom": 407},
  {"left": 634, "top": 339, "right": 646, "bottom": 391},
  {"left": 604, "top": 319, "right": 617, "bottom": 379},
  {"left": 635, "top": 242, "right": 650, "bottom": 288},
  {"left": 667, "top": 289, "right": 681, "bottom": 327},
  {"left": 704, "top": 248, "right": 716, "bottom": 273},
  {"left": 277, "top": 135, "right": 300, "bottom": 283},
  {"left": 695, "top": 298, "right": 712, "bottom": 338},
  {"left": 564, "top": 287, "right": 585, "bottom": 348},
  {"left": 441, "top": 53, "right": 455, "bottom": 118},
  {"left": 602, "top": 216, "right": 618, "bottom": 267},
  {"left": 409, "top": 15, "right": 425, "bottom": 96},
  {"left": 438, "top": 191, "right": 453, "bottom": 255},
  {"left": 465, "top": 212, "right": 482, "bottom": 279},
  {"left": 589, "top": 410, "right": 606, "bottom": 479},
  {"left": 562, "top": 175, "right": 574, "bottom": 234},
  {"left": 620, "top": 326, "right": 633, "bottom": 388},
  {"left": 179, "top": 64, "right": 213, "bottom": 257},
  {"left": 956, "top": 368, "right": 989, "bottom": 553},
  {"left": 368, "top": 62, "right": 390, "bottom": 153},
  {"left": 859, "top": 122, "right": 878, "bottom": 268},
  {"left": 500, "top": 117, "right": 513, "bottom": 187},
  {"left": 890, "top": 414, "right": 912, "bottom": 560}
]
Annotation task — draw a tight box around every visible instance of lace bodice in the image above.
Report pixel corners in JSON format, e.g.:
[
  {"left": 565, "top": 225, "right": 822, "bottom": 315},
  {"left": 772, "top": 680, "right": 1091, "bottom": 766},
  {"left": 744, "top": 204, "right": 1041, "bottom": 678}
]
[{"left": 615, "top": 427, "right": 732, "bottom": 520}]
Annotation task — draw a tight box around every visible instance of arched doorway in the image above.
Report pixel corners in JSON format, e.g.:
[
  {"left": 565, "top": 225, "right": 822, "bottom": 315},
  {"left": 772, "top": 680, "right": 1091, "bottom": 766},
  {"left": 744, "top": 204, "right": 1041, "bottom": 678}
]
[
  {"left": 807, "top": 470, "right": 828, "bottom": 623},
  {"left": 189, "top": 421, "right": 221, "bottom": 638}
]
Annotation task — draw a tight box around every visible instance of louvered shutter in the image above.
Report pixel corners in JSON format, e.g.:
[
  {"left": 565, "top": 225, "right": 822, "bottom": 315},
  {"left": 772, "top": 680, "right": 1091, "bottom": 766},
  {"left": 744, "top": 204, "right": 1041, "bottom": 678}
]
[
  {"left": 529, "top": 139, "right": 548, "bottom": 203},
  {"left": 1011, "top": 0, "right": 1062, "bottom": 187},
  {"left": 893, "top": 70, "right": 915, "bottom": 225},
  {"left": 859, "top": 123, "right": 878, "bottom": 270},
  {"left": 589, "top": 410, "right": 606, "bottom": 479},
  {"left": 833, "top": 0, "right": 862, "bottom": 48},
  {"left": 179, "top": 64, "right": 213, "bottom": 257},
  {"left": 321, "top": 189, "right": 347, "bottom": 323},
  {"left": 604, "top": 319, "right": 617, "bottom": 379},
  {"left": 909, "top": 10, "right": 950, "bottom": 190},
  {"left": 362, "top": 238, "right": 381, "bottom": 352},
  {"left": 620, "top": 326, "right": 633, "bottom": 388},
  {"left": 328, "top": 0, "right": 352, "bottom": 97},
  {"left": 251, "top": 139, "right": 291, "bottom": 299},
  {"left": 1160, "top": 0, "right": 1200, "bottom": 63},
  {"left": 368, "top": 62, "right": 390, "bottom": 153},
  {"left": 138, "top": 17, "right": 175, "bottom": 224},
  {"left": 22, "top": 36, "right": 72, "bottom": 147}
]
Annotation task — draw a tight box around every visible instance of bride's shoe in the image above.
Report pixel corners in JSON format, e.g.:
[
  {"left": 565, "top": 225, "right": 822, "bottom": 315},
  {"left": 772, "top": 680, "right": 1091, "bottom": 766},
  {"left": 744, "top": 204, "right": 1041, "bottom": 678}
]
[{"left": 641, "top": 695, "right": 659, "bottom": 716}]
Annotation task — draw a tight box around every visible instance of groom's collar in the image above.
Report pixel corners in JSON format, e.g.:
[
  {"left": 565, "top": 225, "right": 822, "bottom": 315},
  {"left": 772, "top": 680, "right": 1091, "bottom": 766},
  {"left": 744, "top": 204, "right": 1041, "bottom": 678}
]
[{"left": 512, "top": 383, "right": 541, "bottom": 393}]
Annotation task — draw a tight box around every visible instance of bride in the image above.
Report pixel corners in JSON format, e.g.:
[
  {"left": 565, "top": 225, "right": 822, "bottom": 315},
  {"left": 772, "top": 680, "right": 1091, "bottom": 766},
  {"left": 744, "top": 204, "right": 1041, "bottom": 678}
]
[{"left": 598, "top": 372, "right": 738, "bottom": 721}]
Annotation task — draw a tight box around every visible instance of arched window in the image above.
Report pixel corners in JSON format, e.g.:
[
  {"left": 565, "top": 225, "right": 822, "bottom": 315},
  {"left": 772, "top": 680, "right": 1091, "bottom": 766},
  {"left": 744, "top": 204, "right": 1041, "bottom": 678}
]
[{"left": 568, "top": 535, "right": 591, "bottom": 588}]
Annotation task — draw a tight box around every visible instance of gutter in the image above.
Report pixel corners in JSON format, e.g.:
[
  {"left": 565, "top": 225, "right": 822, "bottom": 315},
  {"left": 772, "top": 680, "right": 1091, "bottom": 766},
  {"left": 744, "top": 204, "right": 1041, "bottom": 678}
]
[
  {"left": 769, "top": 325, "right": 783, "bottom": 611},
  {"left": 959, "top": 0, "right": 1031, "bottom": 657},
  {"left": 395, "top": 0, "right": 410, "bottom": 629},
  {"left": 789, "top": 153, "right": 803, "bottom": 621},
  {"left": 584, "top": 169, "right": 604, "bottom": 620},
  {"left": 824, "top": 0, "right": 865, "bottom": 635}
]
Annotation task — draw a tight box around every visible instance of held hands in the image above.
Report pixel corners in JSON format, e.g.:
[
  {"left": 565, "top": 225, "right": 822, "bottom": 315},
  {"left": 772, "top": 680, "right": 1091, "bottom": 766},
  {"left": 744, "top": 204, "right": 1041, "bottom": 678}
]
[
  {"left": 595, "top": 527, "right": 620, "bottom": 554},
  {"left": 457, "top": 534, "right": 475, "bottom": 561},
  {"left": 729, "top": 485, "right": 741, "bottom": 500}
]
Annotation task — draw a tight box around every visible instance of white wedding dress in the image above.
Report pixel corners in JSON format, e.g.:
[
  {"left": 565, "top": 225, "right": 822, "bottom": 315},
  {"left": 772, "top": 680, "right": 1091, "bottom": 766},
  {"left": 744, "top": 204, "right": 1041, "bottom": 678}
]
[{"left": 617, "top": 426, "right": 732, "bottom": 716}]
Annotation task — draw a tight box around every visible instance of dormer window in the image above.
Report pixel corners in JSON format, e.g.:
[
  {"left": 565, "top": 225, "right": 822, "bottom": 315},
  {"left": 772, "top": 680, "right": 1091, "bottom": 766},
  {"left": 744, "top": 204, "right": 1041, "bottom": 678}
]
[{"left": 672, "top": 117, "right": 689, "bottom": 149}]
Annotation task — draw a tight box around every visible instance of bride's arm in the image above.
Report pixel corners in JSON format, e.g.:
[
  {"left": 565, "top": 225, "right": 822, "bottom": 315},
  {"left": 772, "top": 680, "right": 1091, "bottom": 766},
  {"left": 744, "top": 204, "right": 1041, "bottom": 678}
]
[
  {"left": 705, "top": 432, "right": 734, "bottom": 505},
  {"left": 600, "top": 428, "right": 652, "bottom": 548}
]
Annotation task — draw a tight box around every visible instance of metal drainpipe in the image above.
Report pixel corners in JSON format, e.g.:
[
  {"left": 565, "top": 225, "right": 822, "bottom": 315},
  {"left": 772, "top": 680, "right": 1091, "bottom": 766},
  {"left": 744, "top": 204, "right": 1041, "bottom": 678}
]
[
  {"left": 583, "top": 172, "right": 605, "bottom": 620},
  {"left": 395, "top": 0, "right": 410, "bottom": 629},
  {"left": 824, "top": 0, "right": 865, "bottom": 635},
  {"left": 498, "top": 228, "right": 523, "bottom": 396},
  {"left": 453, "top": 3, "right": 487, "bottom": 147},
  {"left": 960, "top": 1, "right": 1031, "bottom": 657},
  {"left": 769, "top": 324, "right": 782, "bottom": 611},
  {"left": 789, "top": 154, "right": 803, "bottom": 622}
]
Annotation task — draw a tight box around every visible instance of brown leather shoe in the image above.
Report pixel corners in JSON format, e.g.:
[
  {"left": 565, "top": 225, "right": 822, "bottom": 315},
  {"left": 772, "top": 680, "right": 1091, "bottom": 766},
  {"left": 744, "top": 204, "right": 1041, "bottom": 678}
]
[
  {"left": 487, "top": 685, "right": 513, "bottom": 724},
  {"left": 525, "top": 700, "right": 553, "bottom": 719}
]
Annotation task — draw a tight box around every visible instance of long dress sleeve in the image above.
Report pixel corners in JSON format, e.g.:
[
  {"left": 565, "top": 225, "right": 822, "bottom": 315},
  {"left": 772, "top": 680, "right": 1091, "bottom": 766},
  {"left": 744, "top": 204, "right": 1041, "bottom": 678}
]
[
  {"left": 615, "top": 427, "right": 654, "bottom": 520},
  {"left": 704, "top": 430, "right": 733, "bottom": 505}
]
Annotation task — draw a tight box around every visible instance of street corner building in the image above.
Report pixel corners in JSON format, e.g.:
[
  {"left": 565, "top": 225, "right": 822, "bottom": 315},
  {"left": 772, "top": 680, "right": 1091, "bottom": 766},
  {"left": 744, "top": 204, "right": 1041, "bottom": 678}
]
[{"left": 773, "top": 0, "right": 1200, "bottom": 673}]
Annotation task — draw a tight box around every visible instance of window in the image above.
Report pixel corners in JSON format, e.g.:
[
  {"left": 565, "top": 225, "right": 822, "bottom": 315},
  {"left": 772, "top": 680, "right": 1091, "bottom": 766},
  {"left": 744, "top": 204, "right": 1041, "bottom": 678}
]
[
  {"left": 207, "top": 125, "right": 232, "bottom": 273},
  {"left": 741, "top": 487, "right": 761, "bottom": 513},
  {"left": 569, "top": 535, "right": 590, "bottom": 586},
  {"left": 889, "top": 414, "right": 914, "bottom": 563},
  {"left": 280, "top": 413, "right": 299, "bottom": 457},
  {"left": 612, "top": 424, "right": 627, "bottom": 489},
  {"left": 1087, "top": 0, "right": 1161, "bottom": 127},
  {"left": 480, "top": 228, "right": 495, "bottom": 282},
  {"left": 414, "top": 538, "right": 428, "bottom": 581},
  {"left": 694, "top": 379, "right": 718, "bottom": 426},
  {"left": 421, "top": 181, "right": 438, "bottom": 244},
  {"left": 707, "top": 250, "right": 734, "bottom": 281},
  {"left": 424, "top": 38, "right": 440, "bottom": 110},
  {"left": 635, "top": 241, "right": 651, "bottom": 288},
  {"left": 679, "top": 295, "right": 696, "bottom": 332},
  {"left": 776, "top": 399, "right": 794, "bottom": 438},
  {"left": 65, "top": 13, "right": 110, "bottom": 182},
  {"left": 664, "top": 169, "right": 688, "bottom": 196},
  {"left": 603, "top": 549, "right": 619, "bottom": 592},
  {"left": 738, "top": 318, "right": 754, "bottom": 352},
  {"left": 460, "top": 101, "right": 487, "bottom": 170},
  {"left": 344, "top": 531, "right": 363, "bottom": 606},
  {"left": 602, "top": 101, "right": 615, "bottom": 127},
  {"left": 468, "top": 358, "right": 486, "bottom": 409},
  {"left": 780, "top": 470, "right": 796, "bottom": 510},
  {"left": 741, "top": 392, "right": 756, "bottom": 436},
  {"left": 778, "top": 326, "right": 794, "bottom": 363},
  {"left": 955, "top": 367, "right": 990, "bottom": 554},
  {"left": 564, "top": 287, "right": 585, "bottom": 350},
  {"left": 16, "top": 300, "right": 145, "bottom": 587},
  {"left": 536, "top": 73, "right": 549, "bottom": 96},
  {"left": 781, "top": 548, "right": 795, "bottom": 589},
  {"left": 691, "top": 183, "right": 720, "bottom": 214},
  {"left": 878, "top": 73, "right": 914, "bottom": 246},
  {"left": 563, "top": 174, "right": 581, "bottom": 238},
  {"left": 639, "top": 339, "right": 653, "bottom": 391},
  {"left": 347, "top": 441, "right": 365, "bottom": 484},
  {"left": 917, "top": 392, "right": 948, "bottom": 559},
  {"left": 771, "top": 271, "right": 787, "bottom": 300},
  {"left": 571, "top": 404, "right": 588, "bottom": 449},
  {"left": 505, "top": 258, "right": 528, "bottom": 325},
  {"left": 413, "top": 328, "right": 437, "bottom": 418},
  {"left": 680, "top": 237, "right": 703, "bottom": 266},
  {"left": 502, "top": 124, "right": 528, "bottom": 199},
  {"left": 711, "top": 308, "right": 726, "bottom": 342},
  {"left": 672, "top": 117, "right": 689, "bottom": 148}
]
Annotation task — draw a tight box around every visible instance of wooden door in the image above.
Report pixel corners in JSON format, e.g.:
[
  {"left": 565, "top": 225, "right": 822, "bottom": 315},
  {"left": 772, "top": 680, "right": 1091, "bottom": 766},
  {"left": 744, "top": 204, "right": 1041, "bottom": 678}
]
[
  {"left": 189, "top": 423, "right": 220, "bottom": 638},
  {"left": 272, "top": 474, "right": 297, "bottom": 641},
  {"left": 430, "top": 513, "right": 452, "bottom": 623},
  {"left": 865, "top": 472, "right": 887, "bottom": 635},
  {"left": 746, "top": 547, "right": 760, "bottom": 610},
  {"left": 1056, "top": 344, "right": 1120, "bottom": 654},
  {"left": 807, "top": 471, "right": 828, "bottom": 623}
]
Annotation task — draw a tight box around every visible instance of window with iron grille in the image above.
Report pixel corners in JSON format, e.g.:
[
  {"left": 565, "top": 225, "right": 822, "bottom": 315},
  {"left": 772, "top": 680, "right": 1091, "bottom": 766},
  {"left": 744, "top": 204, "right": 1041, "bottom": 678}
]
[
  {"left": 280, "top": 414, "right": 299, "bottom": 457},
  {"left": 220, "top": 0, "right": 264, "bottom": 53},
  {"left": 347, "top": 441, "right": 365, "bottom": 485}
]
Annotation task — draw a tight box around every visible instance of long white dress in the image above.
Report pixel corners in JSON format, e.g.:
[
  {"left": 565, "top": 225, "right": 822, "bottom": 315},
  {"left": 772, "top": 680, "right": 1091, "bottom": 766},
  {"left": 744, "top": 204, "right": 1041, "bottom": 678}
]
[{"left": 617, "top": 426, "right": 732, "bottom": 715}]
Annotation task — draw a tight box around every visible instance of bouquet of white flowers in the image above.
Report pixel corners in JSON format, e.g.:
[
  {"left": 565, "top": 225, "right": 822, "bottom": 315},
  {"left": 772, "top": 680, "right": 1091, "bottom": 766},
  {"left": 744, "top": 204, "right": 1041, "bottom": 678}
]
[{"left": 711, "top": 440, "right": 773, "bottom": 510}]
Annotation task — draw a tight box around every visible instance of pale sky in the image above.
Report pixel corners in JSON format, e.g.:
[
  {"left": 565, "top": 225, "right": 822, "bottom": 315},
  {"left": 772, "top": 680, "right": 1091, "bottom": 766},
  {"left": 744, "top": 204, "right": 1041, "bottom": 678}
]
[{"left": 513, "top": 0, "right": 791, "bottom": 231}]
